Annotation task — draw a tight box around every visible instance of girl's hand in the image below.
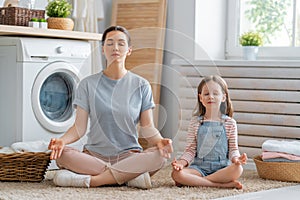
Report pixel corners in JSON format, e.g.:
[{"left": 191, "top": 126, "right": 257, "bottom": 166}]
[
  {"left": 232, "top": 153, "right": 248, "bottom": 165},
  {"left": 172, "top": 158, "right": 185, "bottom": 171},
  {"left": 157, "top": 138, "right": 173, "bottom": 158},
  {"left": 48, "top": 138, "right": 65, "bottom": 160}
]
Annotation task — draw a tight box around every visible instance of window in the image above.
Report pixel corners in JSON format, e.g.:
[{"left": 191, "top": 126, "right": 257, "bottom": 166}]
[{"left": 226, "top": 0, "right": 300, "bottom": 60}]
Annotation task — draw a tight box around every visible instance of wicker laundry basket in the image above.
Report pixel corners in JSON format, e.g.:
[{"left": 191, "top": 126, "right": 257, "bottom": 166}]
[
  {"left": 253, "top": 155, "right": 300, "bottom": 182},
  {"left": 0, "top": 7, "right": 45, "bottom": 26},
  {"left": 0, "top": 151, "right": 50, "bottom": 182}
]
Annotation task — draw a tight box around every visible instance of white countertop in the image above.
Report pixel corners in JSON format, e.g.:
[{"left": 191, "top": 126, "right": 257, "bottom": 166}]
[{"left": 0, "top": 25, "right": 102, "bottom": 41}]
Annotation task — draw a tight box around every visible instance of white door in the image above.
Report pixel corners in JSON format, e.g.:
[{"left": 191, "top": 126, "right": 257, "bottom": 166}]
[{"left": 31, "top": 62, "right": 80, "bottom": 133}]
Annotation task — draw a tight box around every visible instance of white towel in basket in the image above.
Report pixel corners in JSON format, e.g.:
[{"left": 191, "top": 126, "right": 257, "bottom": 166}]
[
  {"left": 262, "top": 140, "right": 300, "bottom": 156},
  {"left": 0, "top": 147, "right": 15, "bottom": 154},
  {"left": 11, "top": 140, "right": 49, "bottom": 153}
]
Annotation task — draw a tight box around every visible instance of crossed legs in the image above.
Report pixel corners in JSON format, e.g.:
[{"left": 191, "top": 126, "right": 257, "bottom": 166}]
[
  {"left": 56, "top": 147, "right": 166, "bottom": 187},
  {"left": 171, "top": 162, "right": 244, "bottom": 189}
]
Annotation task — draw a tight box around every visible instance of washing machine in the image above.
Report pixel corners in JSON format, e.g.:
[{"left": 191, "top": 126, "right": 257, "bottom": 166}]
[{"left": 0, "top": 37, "right": 91, "bottom": 149}]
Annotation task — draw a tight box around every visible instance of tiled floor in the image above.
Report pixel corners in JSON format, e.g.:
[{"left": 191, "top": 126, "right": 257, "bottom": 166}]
[{"left": 215, "top": 185, "right": 300, "bottom": 200}]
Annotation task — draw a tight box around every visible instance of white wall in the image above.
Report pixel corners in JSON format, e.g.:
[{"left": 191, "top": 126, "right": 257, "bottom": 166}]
[
  {"left": 160, "top": 0, "right": 228, "bottom": 143},
  {"left": 34, "top": 0, "right": 48, "bottom": 9},
  {"left": 159, "top": 0, "right": 195, "bottom": 139},
  {"left": 195, "top": 0, "right": 226, "bottom": 60}
]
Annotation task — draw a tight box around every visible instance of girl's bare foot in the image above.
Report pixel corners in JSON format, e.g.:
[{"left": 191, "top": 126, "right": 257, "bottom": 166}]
[
  {"left": 174, "top": 181, "right": 182, "bottom": 187},
  {"left": 220, "top": 180, "right": 243, "bottom": 189}
]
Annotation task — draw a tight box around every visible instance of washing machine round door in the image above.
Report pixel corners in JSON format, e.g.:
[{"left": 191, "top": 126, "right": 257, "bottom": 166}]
[{"left": 32, "top": 62, "right": 81, "bottom": 133}]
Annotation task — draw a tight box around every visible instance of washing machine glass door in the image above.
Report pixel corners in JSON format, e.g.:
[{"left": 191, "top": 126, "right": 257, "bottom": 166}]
[{"left": 32, "top": 62, "right": 81, "bottom": 133}]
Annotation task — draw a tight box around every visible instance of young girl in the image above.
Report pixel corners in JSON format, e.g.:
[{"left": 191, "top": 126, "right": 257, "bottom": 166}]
[
  {"left": 48, "top": 26, "right": 173, "bottom": 189},
  {"left": 171, "top": 75, "right": 247, "bottom": 189}
]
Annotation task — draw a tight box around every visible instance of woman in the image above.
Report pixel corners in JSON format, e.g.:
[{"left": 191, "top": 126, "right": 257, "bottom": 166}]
[{"left": 48, "top": 25, "right": 173, "bottom": 189}]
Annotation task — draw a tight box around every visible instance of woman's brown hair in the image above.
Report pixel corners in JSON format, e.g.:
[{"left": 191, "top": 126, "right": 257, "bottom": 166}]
[{"left": 101, "top": 25, "right": 131, "bottom": 46}]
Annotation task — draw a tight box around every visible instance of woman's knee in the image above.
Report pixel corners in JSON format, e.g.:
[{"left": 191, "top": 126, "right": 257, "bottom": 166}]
[
  {"left": 158, "top": 154, "right": 167, "bottom": 166},
  {"left": 56, "top": 147, "right": 80, "bottom": 167},
  {"left": 144, "top": 147, "right": 167, "bottom": 169}
]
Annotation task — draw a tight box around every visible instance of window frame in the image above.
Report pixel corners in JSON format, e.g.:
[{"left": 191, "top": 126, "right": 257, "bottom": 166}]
[{"left": 226, "top": 0, "right": 300, "bottom": 60}]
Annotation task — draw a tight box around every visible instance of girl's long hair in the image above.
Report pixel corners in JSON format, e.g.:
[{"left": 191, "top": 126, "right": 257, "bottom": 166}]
[{"left": 193, "top": 75, "right": 234, "bottom": 117}]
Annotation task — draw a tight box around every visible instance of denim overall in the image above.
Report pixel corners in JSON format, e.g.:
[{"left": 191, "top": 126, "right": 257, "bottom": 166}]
[{"left": 189, "top": 115, "right": 230, "bottom": 176}]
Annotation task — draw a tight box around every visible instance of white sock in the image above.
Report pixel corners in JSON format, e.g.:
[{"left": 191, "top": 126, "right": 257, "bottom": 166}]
[
  {"left": 127, "top": 172, "right": 152, "bottom": 189},
  {"left": 53, "top": 169, "right": 91, "bottom": 188}
]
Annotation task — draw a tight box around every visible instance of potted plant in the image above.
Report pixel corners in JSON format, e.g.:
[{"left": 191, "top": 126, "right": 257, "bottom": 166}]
[
  {"left": 45, "top": 0, "right": 74, "bottom": 31},
  {"left": 39, "top": 18, "right": 48, "bottom": 29},
  {"left": 239, "top": 31, "right": 263, "bottom": 60},
  {"left": 28, "top": 18, "right": 39, "bottom": 28}
]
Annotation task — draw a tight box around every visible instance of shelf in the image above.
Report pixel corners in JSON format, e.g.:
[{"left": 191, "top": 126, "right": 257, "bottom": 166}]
[{"left": 0, "top": 25, "right": 102, "bottom": 41}]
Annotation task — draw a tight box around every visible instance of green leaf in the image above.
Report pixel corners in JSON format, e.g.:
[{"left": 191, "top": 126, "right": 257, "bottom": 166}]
[
  {"left": 46, "top": 0, "right": 72, "bottom": 18},
  {"left": 239, "top": 31, "right": 263, "bottom": 46},
  {"left": 30, "top": 18, "right": 38, "bottom": 22}
]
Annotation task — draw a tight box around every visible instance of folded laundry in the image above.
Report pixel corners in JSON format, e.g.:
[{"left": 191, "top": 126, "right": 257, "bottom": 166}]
[
  {"left": 262, "top": 157, "right": 300, "bottom": 163},
  {"left": 11, "top": 140, "right": 49, "bottom": 153},
  {"left": 262, "top": 151, "right": 300, "bottom": 161},
  {"left": 262, "top": 140, "right": 300, "bottom": 156}
]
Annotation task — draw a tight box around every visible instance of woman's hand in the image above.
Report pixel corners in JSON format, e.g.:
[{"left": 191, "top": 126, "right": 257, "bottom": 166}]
[
  {"left": 172, "top": 158, "right": 186, "bottom": 171},
  {"left": 232, "top": 153, "right": 248, "bottom": 165},
  {"left": 156, "top": 138, "right": 173, "bottom": 158},
  {"left": 48, "top": 138, "right": 65, "bottom": 160}
]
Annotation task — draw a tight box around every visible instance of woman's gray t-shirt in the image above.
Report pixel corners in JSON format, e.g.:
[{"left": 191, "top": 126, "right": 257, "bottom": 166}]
[{"left": 73, "top": 71, "right": 155, "bottom": 156}]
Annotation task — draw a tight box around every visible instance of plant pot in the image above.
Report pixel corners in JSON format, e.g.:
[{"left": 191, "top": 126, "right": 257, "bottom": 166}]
[
  {"left": 28, "top": 21, "right": 39, "bottom": 28},
  {"left": 243, "top": 46, "right": 259, "bottom": 60},
  {"left": 39, "top": 22, "right": 48, "bottom": 29},
  {"left": 47, "top": 17, "right": 74, "bottom": 31}
]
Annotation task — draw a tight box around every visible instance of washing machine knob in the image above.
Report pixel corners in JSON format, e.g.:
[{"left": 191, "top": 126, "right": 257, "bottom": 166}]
[{"left": 56, "top": 46, "right": 64, "bottom": 54}]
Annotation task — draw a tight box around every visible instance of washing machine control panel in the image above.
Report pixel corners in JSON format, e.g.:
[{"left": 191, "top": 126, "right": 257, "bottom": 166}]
[
  {"left": 19, "top": 38, "right": 91, "bottom": 61},
  {"left": 56, "top": 46, "right": 64, "bottom": 54},
  {"left": 56, "top": 46, "right": 89, "bottom": 58}
]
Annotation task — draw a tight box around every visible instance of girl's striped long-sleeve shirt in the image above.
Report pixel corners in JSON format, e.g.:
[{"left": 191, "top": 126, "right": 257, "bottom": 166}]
[{"left": 179, "top": 115, "right": 241, "bottom": 165}]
